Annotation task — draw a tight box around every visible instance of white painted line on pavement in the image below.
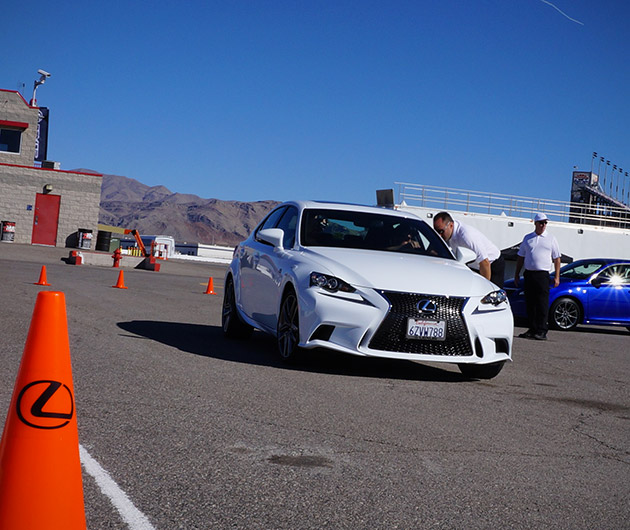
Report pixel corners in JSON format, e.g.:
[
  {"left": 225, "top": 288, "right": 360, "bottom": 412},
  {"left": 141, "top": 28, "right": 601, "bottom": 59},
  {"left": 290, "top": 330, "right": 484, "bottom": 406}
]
[{"left": 79, "top": 444, "right": 156, "bottom": 529}]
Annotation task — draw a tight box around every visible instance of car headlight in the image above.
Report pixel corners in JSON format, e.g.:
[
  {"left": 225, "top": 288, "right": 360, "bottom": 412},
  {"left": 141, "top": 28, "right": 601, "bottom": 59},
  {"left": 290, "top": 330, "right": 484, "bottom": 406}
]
[
  {"left": 310, "top": 272, "right": 355, "bottom": 293},
  {"left": 481, "top": 289, "right": 508, "bottom": 306}
]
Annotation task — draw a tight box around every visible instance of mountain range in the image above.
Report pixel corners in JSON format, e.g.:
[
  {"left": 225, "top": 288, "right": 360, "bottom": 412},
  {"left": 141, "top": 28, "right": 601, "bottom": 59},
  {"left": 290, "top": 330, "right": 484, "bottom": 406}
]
[{"left": 85, "top": 170, "right": 279, "bottom": 246}]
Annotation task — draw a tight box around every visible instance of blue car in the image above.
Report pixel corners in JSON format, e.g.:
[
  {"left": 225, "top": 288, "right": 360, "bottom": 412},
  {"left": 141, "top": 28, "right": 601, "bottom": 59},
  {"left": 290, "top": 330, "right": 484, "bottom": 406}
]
[{"left": 504, "top": 258, "right": 630, "bottom": 332}]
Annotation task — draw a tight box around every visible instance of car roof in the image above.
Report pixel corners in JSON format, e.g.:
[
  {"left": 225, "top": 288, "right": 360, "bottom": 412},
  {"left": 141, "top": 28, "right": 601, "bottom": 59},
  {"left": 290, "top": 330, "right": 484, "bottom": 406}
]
[
  {"left": 567, "top": 258, "right": 630, "bottom": 266},
  {"left": 279, "top": 200, "right": 423, "bottom": 220}
]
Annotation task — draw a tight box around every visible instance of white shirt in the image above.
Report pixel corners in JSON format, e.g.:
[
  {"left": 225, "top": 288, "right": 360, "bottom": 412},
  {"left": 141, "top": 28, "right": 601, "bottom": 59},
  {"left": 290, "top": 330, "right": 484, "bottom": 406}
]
[
  {"left": 448, "top": 220, "right": 500, "bottom": 268},
  {"left": 517, "top": 231, "right": 561, "bottom": 271}
]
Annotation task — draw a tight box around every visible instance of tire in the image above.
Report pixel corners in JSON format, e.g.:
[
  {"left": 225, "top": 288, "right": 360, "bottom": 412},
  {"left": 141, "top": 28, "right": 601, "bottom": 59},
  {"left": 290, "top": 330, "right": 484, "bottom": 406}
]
[
  {"left": 277, "top": 288, "right": 301, "bottom": 362},
  {"left": 549, "top": 297, "right": 581, "bottom": 331},
  {"left": 458, "top": 361, "right": 505, "bottom": 380},
  {"left": 222, "top": 276, "right": 253, "bottom": 339}
]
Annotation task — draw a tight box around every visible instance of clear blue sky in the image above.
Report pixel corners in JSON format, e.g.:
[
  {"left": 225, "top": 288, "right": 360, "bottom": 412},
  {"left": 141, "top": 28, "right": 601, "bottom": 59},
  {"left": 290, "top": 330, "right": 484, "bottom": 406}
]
[{"left": 2, "top": 1, "right": 628, "bottom": 205}]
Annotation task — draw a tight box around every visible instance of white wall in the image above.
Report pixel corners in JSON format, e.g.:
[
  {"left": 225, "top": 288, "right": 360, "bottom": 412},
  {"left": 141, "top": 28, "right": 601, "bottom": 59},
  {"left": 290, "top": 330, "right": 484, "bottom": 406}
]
[{"left": 399, "top": 204, "right": 630, "bottom": 262}]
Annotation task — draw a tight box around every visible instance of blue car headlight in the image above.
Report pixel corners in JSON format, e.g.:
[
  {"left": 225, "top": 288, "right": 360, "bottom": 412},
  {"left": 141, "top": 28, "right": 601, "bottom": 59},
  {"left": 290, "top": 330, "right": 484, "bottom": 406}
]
[
  {"left": 310, "top": 272, "right": 355, "bottom": 293},
  {"left": 481, "top": 289, "right": 508, "bottom": 306}
]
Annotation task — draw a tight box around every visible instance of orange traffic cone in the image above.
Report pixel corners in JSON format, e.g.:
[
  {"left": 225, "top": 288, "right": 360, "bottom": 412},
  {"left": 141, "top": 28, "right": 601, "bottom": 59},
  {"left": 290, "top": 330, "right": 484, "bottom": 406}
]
[
  {"left": 112, "top": 269, "right": 128, "bottom": 289},
  {"left": 34, "top": 265, "right": 51, "bottom": 286},
  {"left": 204, "top": 277, "right": 217, "bottom": 295},
  {"left": 0, "top": 291, "right": 86, "bottom": 529}
]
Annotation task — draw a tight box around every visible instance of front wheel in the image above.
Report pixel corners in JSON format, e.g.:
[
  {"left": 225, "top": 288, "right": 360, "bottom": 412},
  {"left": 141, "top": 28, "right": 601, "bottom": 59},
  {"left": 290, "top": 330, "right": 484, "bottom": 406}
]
[
  {"left": 277, "top": 289, "right": 300, "bottom": 362},
  {"left": 550, "top": 297, "right": 581, "bottom": 331},
  {"left": 458, "top": 361, "right": 505, "bottom": 380}
]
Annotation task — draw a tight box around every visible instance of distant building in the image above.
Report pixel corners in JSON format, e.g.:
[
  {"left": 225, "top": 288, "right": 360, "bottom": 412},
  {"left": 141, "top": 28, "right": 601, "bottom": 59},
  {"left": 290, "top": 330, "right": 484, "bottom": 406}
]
[
  {"left": 0, "top": 89, "right": 102, "bottom": 247},
  {"left": 175, "top": 242, "right": 198, "bottom": 256},
  {"left": 173, "top": 242, "right": 234, "bottom": 262}
]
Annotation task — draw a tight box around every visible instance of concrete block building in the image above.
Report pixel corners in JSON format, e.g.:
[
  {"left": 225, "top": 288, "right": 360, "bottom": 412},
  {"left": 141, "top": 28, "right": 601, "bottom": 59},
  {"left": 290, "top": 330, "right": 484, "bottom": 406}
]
[{"left": 0, "top": 89, "right": 102, "bottom": 247}]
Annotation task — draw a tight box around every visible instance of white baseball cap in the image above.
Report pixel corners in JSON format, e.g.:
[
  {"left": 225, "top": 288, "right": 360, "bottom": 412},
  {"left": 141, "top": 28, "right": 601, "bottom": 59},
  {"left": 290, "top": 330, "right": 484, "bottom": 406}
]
[{"left": 534, "top": 213, "right": 548, "bottom": 222}]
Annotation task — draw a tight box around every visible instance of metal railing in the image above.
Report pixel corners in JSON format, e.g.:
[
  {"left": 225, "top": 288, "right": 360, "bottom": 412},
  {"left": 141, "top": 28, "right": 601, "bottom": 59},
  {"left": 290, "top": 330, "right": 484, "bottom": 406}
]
[{"left": 395, "top": 182, "right": 630, "bottom": 229}]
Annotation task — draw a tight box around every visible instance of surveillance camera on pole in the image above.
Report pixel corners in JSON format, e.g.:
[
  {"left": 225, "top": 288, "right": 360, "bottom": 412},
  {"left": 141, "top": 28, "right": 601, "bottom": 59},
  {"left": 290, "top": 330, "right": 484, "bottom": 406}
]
[{"left": 30, "top": 68, "right": 52, "bottom": 106}]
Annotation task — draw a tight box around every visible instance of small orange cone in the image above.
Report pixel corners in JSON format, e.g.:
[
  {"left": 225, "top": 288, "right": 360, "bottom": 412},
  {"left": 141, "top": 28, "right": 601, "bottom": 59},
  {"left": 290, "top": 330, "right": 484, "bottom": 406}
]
[
  {"left": 112, "top": 269, "right": 128, "bottom": 289},
  {"left": 204, "top": 277, "right": 217, "bottom": 295},
  {"left": 34, "top": 265, "right": 51, "bottom": 286},
  {"left": 0, "top": 291, "right": 86, "bottom": 529}
]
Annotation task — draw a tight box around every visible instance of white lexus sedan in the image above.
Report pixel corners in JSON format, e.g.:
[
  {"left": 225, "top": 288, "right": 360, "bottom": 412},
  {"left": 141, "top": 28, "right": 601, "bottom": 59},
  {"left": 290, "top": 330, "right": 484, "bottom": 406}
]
[{"left": 222, "top": 201, "right": 513, "bottom": 379}]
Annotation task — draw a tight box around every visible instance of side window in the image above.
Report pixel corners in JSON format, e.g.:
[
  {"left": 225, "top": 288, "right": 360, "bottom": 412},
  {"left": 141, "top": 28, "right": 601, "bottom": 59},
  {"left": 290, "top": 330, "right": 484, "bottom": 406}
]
[
  {"left": 276, "top": 207, "right": 298, "bottom": 249},
  {"left": 597, "top": 264, "right": 630, "bottom": 285},
  {"left": 0, "top": 128, "right": 22, "bottom": 153},
  {"left": 255, "top": 207, "right": 287, "bottom": 241}
]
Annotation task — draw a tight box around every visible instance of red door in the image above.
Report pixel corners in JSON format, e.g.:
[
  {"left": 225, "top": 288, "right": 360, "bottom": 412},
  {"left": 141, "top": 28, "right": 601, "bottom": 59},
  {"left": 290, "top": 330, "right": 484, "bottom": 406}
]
[{"left": 32, "top": 193, "right": 61, "bottom": 246}]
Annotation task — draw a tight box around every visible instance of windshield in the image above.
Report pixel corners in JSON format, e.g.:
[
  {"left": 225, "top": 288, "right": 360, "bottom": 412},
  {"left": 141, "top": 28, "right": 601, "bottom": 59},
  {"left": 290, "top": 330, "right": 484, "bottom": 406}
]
[
  {"left": 300, "top": 208, "right": 453, "bottom": 259},
  {"left": 559, "top": 260, "right": 606, "bottom": 280}
]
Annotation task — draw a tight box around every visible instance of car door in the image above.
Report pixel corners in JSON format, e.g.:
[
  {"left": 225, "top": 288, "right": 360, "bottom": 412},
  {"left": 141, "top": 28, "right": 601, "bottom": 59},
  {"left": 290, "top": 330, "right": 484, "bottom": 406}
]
[
  {"left": 586, "top": 264, "right": 630, "bottom": 324},
  {"left": 239, "top": 207, "right": 287, "bottom": 325}
]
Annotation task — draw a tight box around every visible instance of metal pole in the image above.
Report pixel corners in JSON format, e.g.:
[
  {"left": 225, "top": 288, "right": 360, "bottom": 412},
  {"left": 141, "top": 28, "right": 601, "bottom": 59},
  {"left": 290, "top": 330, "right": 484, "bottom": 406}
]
[
  {"left": 607, "top": 161, "right": 612, "bottom": 196},
  {"left": 614, "top": 166, "right": 620, "bottom": 200},
  {"left": 30, "top": 80, "right": 38, "bottom": 106}
]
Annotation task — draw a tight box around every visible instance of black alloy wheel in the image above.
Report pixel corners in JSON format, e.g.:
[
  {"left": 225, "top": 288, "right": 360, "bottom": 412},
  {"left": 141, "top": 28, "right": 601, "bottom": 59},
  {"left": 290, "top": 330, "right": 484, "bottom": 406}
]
[
  {"left": 550, "top": 297, "right": 581, "bottom": 331},
  {"left": 277, "top": 289, "right": 300, "bottom": 362}
]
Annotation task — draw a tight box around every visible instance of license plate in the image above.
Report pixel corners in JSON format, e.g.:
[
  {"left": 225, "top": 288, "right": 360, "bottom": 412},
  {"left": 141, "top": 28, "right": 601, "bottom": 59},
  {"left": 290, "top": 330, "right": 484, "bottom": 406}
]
[{"left": 406, "top": 319, "right": 446, "bottom": 341}]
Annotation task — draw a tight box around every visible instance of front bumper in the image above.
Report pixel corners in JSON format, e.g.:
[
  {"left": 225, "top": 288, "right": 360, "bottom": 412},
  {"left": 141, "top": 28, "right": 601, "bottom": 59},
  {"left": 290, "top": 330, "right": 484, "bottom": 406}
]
[{"left": 299, "top": 286, "right": 513, "bottom": 365}]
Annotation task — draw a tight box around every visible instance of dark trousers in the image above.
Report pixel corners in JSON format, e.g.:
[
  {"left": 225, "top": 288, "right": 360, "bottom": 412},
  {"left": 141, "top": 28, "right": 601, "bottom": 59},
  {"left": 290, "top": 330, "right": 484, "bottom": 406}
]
[
  {"left": 490, "top": 255, "right": 505, "bottom": 288},
  {"left": 524, "top": 270, "right": 550, "bottom": 335}
]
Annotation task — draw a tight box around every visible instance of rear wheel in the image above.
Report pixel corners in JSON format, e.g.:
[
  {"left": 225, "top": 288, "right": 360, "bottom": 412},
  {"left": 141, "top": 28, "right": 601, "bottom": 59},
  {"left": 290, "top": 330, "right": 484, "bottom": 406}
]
[
  {"left": 277, "top": 289, "right": 300, "bottom": 362},
  {"left": 458, "top": 361, "right": 505, "bottom": 380},
  {"left": 550, "top": 297, "right": 581, "bottom": 331},
  {"left": 222, "top": 276, "right": 253, "bottom": 339}
]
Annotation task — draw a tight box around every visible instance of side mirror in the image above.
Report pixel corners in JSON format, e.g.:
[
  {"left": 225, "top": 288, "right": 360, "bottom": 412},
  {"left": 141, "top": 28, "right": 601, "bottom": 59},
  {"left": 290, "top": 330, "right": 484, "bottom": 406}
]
[
  {"left": 257, "top": 228, "right": 284, "bottom": 249},
  {"left": 590, "top": 276, "right": 604, "bottom": 288},
  {"left": 455, "top": 246, "right": 477, "bottom": 264}
]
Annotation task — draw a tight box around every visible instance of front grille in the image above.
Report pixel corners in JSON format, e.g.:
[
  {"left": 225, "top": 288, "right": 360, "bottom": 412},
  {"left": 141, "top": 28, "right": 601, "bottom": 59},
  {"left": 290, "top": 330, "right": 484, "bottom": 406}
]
[{"left": 368, "top": 291, "right": 473, "bottom": 356}]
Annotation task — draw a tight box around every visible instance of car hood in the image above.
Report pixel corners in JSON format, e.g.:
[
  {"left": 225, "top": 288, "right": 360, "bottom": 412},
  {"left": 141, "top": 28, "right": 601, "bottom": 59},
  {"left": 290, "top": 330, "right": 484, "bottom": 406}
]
[{"left": 300, "top": 247, "right": 496, "bottom": 297}]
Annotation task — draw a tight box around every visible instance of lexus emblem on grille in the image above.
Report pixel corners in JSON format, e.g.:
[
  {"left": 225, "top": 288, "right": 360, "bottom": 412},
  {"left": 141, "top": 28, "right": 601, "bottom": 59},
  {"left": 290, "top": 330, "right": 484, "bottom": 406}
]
[{"left": 417, "top": 299, "right": 437, "bottom": 314}]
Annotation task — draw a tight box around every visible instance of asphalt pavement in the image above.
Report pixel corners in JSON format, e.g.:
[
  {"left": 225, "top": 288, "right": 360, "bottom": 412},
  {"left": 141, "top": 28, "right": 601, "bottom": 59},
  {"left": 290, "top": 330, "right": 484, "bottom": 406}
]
[{"left": 1, "top": 242, "right": 628, "bottom": 529}]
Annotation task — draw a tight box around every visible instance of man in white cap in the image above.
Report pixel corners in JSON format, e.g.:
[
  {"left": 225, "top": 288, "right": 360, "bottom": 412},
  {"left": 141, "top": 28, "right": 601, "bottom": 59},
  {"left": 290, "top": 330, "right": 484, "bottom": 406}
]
[
  {"left": 433, "top": 211, "right": 505, "bottom": 287},
  {"left": 514, "top": 213, "right": 561, "bottom": 340}
]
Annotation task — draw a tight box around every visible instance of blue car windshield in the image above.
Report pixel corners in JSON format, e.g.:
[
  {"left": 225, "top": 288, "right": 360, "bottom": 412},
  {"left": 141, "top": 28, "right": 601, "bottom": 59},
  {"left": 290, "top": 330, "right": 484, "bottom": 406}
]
[
  {"left": 560, "top": 261, "right": 606, "bottom": 280},
  {"left": 300, "top": 209, "right": 453, "bottom": 259}
]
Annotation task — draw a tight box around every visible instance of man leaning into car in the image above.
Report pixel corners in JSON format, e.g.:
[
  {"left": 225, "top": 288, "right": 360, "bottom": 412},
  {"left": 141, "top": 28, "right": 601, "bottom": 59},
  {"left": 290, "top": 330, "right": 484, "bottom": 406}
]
[
  {"left": 433, "top": 211, "right": 505, "bottom": 287},
  {"left": 514, "top": 213, "right": 561, "bottom": 341}
]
